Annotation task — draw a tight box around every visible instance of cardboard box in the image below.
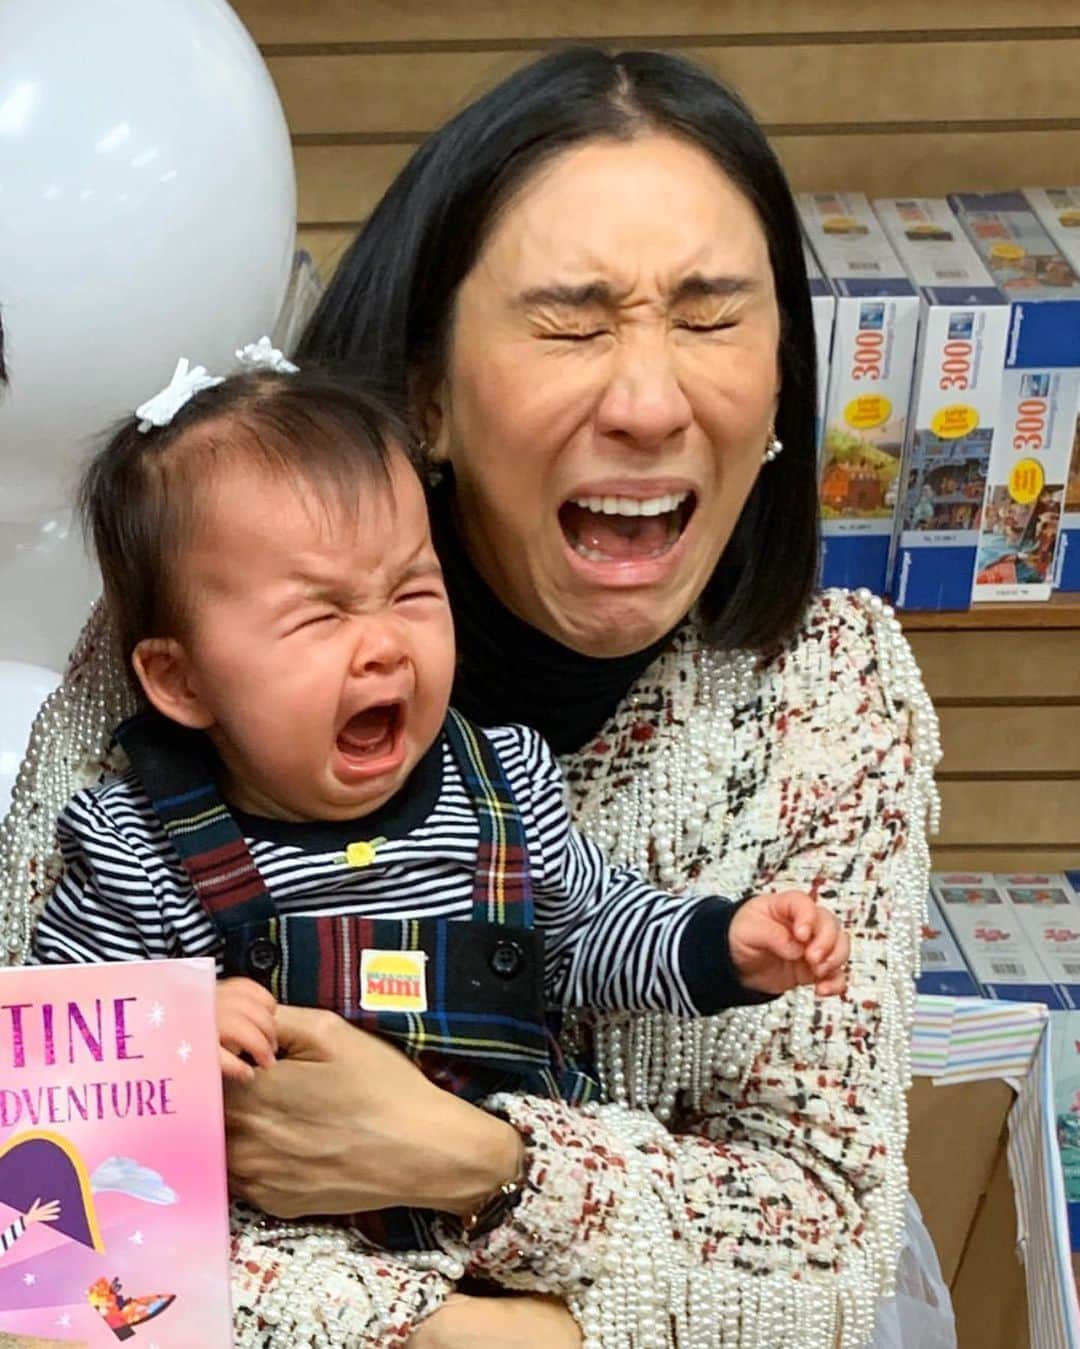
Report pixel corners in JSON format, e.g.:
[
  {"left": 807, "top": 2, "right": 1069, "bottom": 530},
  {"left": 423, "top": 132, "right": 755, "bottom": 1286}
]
[
  {"left": 950, "top": 192, "right": 1080, "bottom": 602},
  {"left": 798, "top": 193, "right": 920, "bottom": 594},
  {"left": 1024, "top": 189, "right": 1080, "bottom": 593},
  {"left": 932, "top": 871, "right": 1064, "bottom": 1008},
  {"left": 918, "top": 888, "right": 981, "bottom": 997},
  {"left": 873, "top": 198, "right": 1010, "bottom": 610},
  {"left": 908, "top": 1076, "right": 1013, "bottom": 1285},
  {"left": 802, "top": 234, "right": 836, "bottom": 457},
  {"left": 949, "top": 1137, "right": 1031, "bottom": 1349}
]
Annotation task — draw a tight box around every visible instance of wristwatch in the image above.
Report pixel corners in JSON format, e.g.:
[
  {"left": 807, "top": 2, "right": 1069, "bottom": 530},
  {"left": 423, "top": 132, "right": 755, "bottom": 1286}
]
[{"left": 460, "top": 1147, "right": 528, "bottom": 1240}]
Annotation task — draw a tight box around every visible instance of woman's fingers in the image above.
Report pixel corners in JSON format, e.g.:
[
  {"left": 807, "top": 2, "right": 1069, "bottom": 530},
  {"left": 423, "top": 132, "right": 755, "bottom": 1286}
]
[
  {"left": 223, "top": 1012, "right": 523, "bottom": 1221},
  {"left": 266, "top": 1002, "right": 343, "bottom": 1063}
]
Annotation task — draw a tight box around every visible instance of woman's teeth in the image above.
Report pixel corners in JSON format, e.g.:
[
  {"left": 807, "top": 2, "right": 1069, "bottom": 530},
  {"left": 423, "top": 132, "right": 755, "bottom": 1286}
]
[
  {"left": 569, "top": 491, "right": 690, "bottom": 518},
  {"left": 560, "top": 491, "right": 693, "bottom": 562}
]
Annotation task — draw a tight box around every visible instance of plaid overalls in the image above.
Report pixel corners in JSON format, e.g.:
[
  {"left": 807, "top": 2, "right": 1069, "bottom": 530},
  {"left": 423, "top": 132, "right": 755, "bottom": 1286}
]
[{"left": 116, "top": 707, "right": 596, "bottom": 1250}]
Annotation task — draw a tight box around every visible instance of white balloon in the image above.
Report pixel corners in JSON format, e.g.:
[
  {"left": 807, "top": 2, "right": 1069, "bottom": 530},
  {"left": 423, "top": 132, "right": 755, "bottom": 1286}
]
[
  {"left": 0, "top": 511, "right": 100, "bottom": 668},
  {"left": 0, "top": 661, "right": 62, "bottom": 811},
  {"left": 0, "top": 0, "right": 296, "bottom": 522}
]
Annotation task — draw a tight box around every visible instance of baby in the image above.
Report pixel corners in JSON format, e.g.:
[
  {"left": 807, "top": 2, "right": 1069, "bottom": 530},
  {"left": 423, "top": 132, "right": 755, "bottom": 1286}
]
[{"left": 33, "top": 346, "right": 848, "bottom": 1245}]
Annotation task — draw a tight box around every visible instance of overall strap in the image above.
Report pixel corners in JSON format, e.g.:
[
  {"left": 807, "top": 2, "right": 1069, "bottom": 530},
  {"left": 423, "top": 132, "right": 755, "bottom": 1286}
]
[
  {"left": 115, "top": 710, "right": 278, "bottom": 931},
  {"left": 442, "top": 710, "right": 533, "bottom": 929}
]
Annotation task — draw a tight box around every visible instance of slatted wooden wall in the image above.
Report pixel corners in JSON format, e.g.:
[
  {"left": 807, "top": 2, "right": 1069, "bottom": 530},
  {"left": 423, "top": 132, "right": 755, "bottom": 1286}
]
[
  {"left": 233, "top": 0, "right": 1080, "bottom": 280},
  {"left": 907, "top": 610, "right": 1080, "bottom": 871},
  {"left": 232, "top": 1, "right": 1080, "bottom": 871}
]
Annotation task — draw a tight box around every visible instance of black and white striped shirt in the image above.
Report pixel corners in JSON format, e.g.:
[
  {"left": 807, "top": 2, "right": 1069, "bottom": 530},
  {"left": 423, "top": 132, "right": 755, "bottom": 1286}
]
[{"left": 33, "top": 723, "right": 745, "bottom": 1016}]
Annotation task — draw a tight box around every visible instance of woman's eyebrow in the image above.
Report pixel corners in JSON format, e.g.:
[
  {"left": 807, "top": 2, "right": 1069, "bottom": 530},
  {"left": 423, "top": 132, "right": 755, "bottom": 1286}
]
[
  {"left": 515, "top": 274, "right": 758, "bottom": 309},
  {"left": 515, "top": 281, "right": 615, "bottom": 309},
  {"left": 672, "top": 273, "right": 758, "bottom": 302}
]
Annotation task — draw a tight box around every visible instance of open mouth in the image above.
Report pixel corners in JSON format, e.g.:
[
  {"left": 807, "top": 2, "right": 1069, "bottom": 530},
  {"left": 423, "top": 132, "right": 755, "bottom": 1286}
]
[
  {"left": 558, "top": 491, "right": 697, "bottom": 563},
  {"left": 336, "top": 701, "right": 404, "bottom": 764}
]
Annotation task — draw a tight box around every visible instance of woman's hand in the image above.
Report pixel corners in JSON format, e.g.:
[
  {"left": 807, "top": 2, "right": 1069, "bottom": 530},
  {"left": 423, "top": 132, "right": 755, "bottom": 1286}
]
[
  {"left": 407, "top": 1294, "right": 583, "bottom": 1349},
  {"left": 224, "top": 1004, "right": 523, "bottom": 1219}
]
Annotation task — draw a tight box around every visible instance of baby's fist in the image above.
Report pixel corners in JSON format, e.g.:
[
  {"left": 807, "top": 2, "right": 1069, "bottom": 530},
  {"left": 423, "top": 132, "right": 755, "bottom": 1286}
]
[{"left": 729, "top": 890, "right": 849, "bottom": 998}]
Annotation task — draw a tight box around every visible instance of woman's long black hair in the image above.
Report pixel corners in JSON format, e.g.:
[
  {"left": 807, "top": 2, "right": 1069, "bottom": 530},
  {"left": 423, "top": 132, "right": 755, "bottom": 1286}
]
[{"left": 298, "top": 47, "right": 819, "bottom": 650}]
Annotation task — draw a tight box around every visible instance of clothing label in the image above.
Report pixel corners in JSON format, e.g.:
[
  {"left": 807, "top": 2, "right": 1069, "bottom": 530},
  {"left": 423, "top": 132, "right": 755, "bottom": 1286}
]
[{"left": 359, "top": 949, "right": 428, "bottom": 1012}]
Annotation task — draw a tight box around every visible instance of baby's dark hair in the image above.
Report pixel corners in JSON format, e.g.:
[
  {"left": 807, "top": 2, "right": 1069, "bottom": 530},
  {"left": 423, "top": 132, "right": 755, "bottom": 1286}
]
[{"left": 79, "top": 365, "right": 415, "bottom": 668}]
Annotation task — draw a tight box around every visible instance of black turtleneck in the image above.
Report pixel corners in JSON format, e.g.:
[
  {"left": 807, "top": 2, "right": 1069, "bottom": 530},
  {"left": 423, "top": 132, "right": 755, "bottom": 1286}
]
[
  {"left": 428, "top": 479, "right": 774, "bottom": 1014},
  {"left": 429, "top": 481, "right": 675, "bottom": 755}
]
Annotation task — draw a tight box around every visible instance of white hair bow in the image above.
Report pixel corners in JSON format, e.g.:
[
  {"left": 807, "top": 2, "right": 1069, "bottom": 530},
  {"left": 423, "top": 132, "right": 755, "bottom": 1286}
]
[
  {"left": 135, "top": 357, "right": 225, "bottom": 433},
  {"left": 235, "top": 335, "right": 299, "bottom": 374}
]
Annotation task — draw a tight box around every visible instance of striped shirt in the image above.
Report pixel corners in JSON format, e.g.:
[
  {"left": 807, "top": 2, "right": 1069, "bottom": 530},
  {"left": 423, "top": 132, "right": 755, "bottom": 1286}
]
[{"left": 32, "top": 723, "right": 745, "bottom": 1017}]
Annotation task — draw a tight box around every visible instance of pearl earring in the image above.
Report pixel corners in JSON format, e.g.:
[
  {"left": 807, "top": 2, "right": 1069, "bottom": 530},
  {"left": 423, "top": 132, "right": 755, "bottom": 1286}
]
[
  {"left": 416, "top": 437, "right": 447, "bottom": 487},
  {"left": 763, "top": 428, "right": 783, "bottom": 464}
]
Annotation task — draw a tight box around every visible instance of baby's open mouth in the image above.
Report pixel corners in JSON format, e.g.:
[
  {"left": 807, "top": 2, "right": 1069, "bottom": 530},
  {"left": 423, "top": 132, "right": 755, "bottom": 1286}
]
[
  {"left": 558, "top": 491, "right": 696, "bottom": 562},
  {"left": 336, "top": 702, "right": 403, "bottom": 761}
]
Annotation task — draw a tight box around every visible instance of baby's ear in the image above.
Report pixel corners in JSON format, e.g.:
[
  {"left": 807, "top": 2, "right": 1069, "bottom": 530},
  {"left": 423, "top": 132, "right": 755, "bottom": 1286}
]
[{"left": 132, "top": 638, "right": 214, "bottom": 729}]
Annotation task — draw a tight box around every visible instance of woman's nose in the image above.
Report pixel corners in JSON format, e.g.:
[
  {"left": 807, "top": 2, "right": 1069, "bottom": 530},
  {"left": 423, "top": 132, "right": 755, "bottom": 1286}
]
[{"left": 594, "top": 332, "right": 693, "bottom": 451}]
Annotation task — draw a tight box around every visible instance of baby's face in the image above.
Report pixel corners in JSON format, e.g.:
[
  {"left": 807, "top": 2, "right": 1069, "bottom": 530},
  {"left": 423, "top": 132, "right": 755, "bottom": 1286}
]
[{"left": 178, "top": 449, "right": 455, "bottom": 821}]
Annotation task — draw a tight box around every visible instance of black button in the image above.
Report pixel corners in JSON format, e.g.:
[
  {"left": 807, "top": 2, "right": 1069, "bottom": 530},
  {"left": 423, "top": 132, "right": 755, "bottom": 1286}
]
[
  {"left": 247, "top": 937, "right": 280, "bottom": 977},
  {"left": 490, "top": 938, "right": 524, "bottom": 979}
]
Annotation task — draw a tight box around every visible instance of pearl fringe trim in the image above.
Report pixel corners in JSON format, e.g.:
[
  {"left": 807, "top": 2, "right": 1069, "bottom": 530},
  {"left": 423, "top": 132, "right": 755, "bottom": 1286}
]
[
  {"left": 0, "top": 603, "right": 136, "bottom": 965},
  {"left": 560, "top": 591, "right": 940, "bottom": 1348}
]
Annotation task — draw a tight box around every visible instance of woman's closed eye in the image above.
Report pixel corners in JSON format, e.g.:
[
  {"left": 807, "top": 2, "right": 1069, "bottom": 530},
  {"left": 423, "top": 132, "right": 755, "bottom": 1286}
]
[
  {"left": 675, "top": 319, "right": 737, "bottom": 334},
  {"left": 544, "top": 328, "right": 610, "bottom": 343}
]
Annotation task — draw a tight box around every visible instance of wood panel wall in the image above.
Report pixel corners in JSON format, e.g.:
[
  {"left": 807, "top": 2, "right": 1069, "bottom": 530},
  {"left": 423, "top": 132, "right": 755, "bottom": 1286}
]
[
  {"left": 233, "top": 0, "right": 1080, "bottom": 278},
  {"left": 907, "top": 608, "right": 1080, "bottom": 870},
  {"left": 232, "top": 1, "right": 1080, "bottom": 871}
]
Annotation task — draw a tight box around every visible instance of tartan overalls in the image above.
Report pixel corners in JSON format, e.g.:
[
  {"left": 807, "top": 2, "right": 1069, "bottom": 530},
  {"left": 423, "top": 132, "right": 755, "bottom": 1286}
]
[{"left": 116, "top": 707, "right": 595, "bottom": 1250}]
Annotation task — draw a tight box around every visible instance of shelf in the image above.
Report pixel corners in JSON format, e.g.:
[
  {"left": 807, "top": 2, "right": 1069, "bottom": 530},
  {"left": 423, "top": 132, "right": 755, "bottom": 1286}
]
[{"left": 900, "top": 594, "right": 1080, "bottom": 631}]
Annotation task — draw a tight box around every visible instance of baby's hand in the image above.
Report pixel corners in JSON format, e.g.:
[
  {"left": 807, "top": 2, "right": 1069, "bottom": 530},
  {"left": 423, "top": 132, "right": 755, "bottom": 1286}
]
[
  {"left": 216, "top": 977, "right": 278, "bottom": 1082},
  {"left": 729, "top": 890, "right": 849, "bottom": 998}
]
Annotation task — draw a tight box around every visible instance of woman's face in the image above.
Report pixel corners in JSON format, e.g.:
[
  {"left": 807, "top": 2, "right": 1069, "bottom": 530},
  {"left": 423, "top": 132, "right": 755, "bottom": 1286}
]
[{"left": 429, "top": 133, "right": 781, "bottom": 656}]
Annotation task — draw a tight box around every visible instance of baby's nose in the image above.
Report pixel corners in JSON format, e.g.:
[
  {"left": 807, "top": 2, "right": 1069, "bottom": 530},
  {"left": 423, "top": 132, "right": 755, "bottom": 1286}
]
[{"left": 350, "top": 621, "right": 407, "bottom": 675}]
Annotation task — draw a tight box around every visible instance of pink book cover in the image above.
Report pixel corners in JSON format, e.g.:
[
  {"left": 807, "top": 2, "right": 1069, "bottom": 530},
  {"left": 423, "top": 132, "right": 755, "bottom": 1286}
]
[{"left": 0, "top": 958, "right": 232, "bottom": 1347}]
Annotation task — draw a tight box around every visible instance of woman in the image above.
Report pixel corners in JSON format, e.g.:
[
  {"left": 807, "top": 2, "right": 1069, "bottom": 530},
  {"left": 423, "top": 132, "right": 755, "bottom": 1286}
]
[{"left": 0, "top": 48, "right": 939, "bottom": 1349}]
